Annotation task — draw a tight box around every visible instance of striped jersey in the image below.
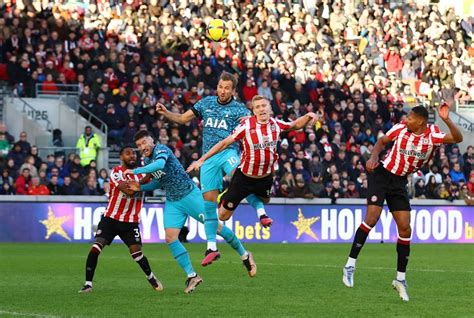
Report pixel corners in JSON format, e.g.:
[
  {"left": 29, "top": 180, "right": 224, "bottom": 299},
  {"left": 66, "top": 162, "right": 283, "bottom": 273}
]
[
  {"left": 104, "top": 165, "right": 145, "bottom": 223},
  {"left": 382, "top": 123, "right": 446, "bottom": 176},
  {"left": 232, "top": 116, "right": 292, "bottom": 177}
]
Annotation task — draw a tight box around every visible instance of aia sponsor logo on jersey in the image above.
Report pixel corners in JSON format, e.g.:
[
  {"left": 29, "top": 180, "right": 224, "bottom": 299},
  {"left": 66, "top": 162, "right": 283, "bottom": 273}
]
[
  {"left": 204, "top": 118, "right": 228, "bottom": 130},
  {"left": 151, "top": 170, "right": 166, "bottom": 180}
]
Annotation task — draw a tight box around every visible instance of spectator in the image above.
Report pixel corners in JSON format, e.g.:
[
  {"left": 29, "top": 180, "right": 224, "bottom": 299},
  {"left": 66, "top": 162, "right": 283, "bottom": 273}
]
[
  {"left": 27, "top": 177, "right": 50, "bottom": 195},
  {"left": 0, "top": 182, "right": 14, "bottom": 195},
  {"left": 425, "top": 165, "right": 442, "bottom": 184},
  {"left": 344, "top": 181, "right": 359, "bottom": 198},
  {"left": 414, "top": 179, "right": 427, "bottom": 199},
  {"left": 0, "top": 123, "right": 14, "bottom": 144},
  {"left": 0, "top": 169, "right": 14, "bottom": 189},
  {"left": 82, "top": 176, "right": 100, "bottom": 195},
  {"left": 16, "top": 131, "right": 31, "bottom": 156},
  {"left": 29, "top": 146, "right": 43, "bottom": 170},
  {"left": 435, "top": 183, "right": 451, "bottom": 200},
  {"left": 76, "top": 126, "right": 101, "bottom": 167},
  {"left": 0, "top": 133, "right": 11, "bottom": 159},
  {"left": 14, "top": 168, "right": 31, "bottom": 194},
  {"left": 97, "top": 168, "right": 109, "bottom": 195},
  {"left": 61, "top": 176, "right": 81, "bottom": 195},
  {"left": 308, "top": 173, "right": 324, "bottom": 197},
  {"left": 467, "top": 171, "right": 474, "bottom": 196},
  {"left": 7, "top": 143, "right": 25, "bottom": 169},
  {"left": 19, "top": 155, "right": 38, "bottom": 178},
  {"left": 449, "top": 163, "right": 465, "bottom": 184},
  {"left": 47, "top": 175, "right": 62, "bottom": 195}
]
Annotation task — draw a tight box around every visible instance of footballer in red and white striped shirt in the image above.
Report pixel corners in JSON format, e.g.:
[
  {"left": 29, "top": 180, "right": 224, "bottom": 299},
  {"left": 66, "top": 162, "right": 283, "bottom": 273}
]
[
  {"left": 343, "top": 104, "right": 463, "bottom": 301},
  {"left": 187, "top": 95, "right": 318, "bottom": 222},
  {"left": 105, "top": 164, "right": 145, "bottom": 223},
  {"left": 231, "top": 116, "right": 292, "bottom": 177},
  {"left": 79, "top": 146, "right": 163, "bottom": 294}
]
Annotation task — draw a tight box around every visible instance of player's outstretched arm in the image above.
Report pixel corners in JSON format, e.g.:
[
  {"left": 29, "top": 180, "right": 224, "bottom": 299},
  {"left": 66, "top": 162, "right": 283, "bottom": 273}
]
[
  {"left": 156, "top": 102, "right": 196, "bottom": 125},
  {"left": 124, "top": 159, "right": 167, "bottom": 177},
  {"left": 186, "top": 136, "right": 235, "bottom": 173},
  {"left": 127, "top": 179, "right": 160, "bottom": 192},
  {"left": 438, "top": 104, "right": 463, "bottom": 144},
  {"left": 366, "top": 135, "right": 391, "bottom": 173},
  {"left": 288, "top": 112, "right": 319, "bottom": 131}
]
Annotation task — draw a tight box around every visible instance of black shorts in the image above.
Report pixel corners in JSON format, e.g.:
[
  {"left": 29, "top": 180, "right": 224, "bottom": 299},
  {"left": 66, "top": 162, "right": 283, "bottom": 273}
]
[
  {"left": 220, "top": 169, "right": 273, "bottom": 211},
  {"left": 95, "top": 216, "right": 142, "bottom": 246},
  {"left": 367, "top": 165, "right": 411, "bottom": 212}
]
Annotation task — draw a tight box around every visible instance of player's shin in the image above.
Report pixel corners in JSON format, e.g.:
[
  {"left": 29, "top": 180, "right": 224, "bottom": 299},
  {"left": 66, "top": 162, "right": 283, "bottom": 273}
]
[
  {"left": 347, "top": 221, "right": 373, "bottom": 267},
  {"left": 246, "top": 194, "right": 266, "bottom": 217},
  {"left": 204, "top": 200, "right": 218, "bottom": 251},
  {"left": 85, "top": 242, "right": 103, "bottom": 286},
  {"left": 219, "top": 225, "right": 247, "bottom": 259},
  {"left": 131, "top": 250, "right": 152, "bottom": 277},
  {"left": 396, "top": 236, "right": 411, "bottom": 281},
  {"left": 168, "top": 240, "right": 196, "bottom": 277}
]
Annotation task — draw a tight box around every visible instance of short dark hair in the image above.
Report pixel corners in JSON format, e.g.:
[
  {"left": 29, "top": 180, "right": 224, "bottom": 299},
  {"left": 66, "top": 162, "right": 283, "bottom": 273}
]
[
  {"left": 219, "top": 71, "right": 238, "bottom": 89},
  {"left": 134, "top": 130, "right": 151, "bottom": 142},
  {"left": 119, "top": 145, "right": 134, "bottom": 155},
  {"left": 411, "top": 106, "right": 428, "bottom": 120}
]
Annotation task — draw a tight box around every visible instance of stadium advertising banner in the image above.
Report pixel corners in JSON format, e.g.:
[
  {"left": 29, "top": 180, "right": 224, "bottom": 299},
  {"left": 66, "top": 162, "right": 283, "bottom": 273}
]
[{"left": 0, "top": 203, "right": 473, "bottom": 244}]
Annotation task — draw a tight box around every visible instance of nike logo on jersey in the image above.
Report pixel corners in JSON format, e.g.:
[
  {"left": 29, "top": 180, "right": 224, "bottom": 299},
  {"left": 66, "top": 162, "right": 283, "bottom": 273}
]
[{"left": 204, "top": 118, "right": 228, "bottom": 130}]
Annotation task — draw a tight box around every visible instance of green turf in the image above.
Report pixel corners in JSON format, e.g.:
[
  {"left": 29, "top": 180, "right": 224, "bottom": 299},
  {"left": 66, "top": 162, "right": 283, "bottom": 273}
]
[{"left": 0, "top": 243, "right": 473, "bottom": 318}]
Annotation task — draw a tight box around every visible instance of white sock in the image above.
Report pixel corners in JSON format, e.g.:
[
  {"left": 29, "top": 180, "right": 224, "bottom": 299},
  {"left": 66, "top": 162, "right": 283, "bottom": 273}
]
[
  {"left": 397, "top": 271, "right": 406, "bottom": 281},
  {"left": 345, "top": 257, "right": 356, "bottom": 267},
  {"left": 85, "top": 281, "right": 92, "bottom": 287},
  {"left": 240, "top": 251, "right": 249, "bottom": 261},
  {"left": 207, "top": 242, "right": 217, "bottom": 251},
  {"left": 187, "top": 272, "right": 197, "bottom": 278},
  {"left": 147, "top": 273, "right": 154, "bottom": 280},
  {"left": 257, "top": 208, "right": 266, "bottom": 218}
]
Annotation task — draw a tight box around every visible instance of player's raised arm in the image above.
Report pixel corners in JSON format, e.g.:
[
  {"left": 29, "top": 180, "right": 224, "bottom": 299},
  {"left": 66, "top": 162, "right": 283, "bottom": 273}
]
[
  {"left": 156, "top": 102, "right": 196, "bottom": 125},
  {"left": 186, "top": 135, "right": 235, "bottom": 172},
  {"left": 287, "top": 112, "right": 319, "bottom": 131},
  {"left": 437, "top": 103, "right": 463, "bottom": 144}
]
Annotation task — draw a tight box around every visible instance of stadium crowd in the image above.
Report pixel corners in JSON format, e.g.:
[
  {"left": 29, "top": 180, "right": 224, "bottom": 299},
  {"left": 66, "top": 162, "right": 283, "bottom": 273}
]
[{"left": 0, "top": 0, "right": 472, "bottom": 198}]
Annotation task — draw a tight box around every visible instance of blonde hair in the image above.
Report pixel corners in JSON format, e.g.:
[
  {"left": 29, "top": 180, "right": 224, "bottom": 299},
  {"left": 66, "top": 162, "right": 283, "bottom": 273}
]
[{"left": 251, "top": 95, "right": 269, "bottom": 104}]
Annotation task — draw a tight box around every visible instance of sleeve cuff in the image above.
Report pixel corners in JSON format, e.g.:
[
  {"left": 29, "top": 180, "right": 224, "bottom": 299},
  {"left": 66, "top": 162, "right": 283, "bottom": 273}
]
[{"left": 190, "top": 107, "right": 201, "bottom": 118}]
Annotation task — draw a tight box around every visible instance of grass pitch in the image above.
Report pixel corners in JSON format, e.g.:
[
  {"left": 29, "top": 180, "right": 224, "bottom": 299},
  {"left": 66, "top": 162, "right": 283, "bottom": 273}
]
[{"left": 0, "top": 243, "right": 472, "bottom": 317}]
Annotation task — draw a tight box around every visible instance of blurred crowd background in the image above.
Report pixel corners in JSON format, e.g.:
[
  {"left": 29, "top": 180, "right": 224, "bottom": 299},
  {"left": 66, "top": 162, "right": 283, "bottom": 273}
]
[{"left": 0, "top": 0, "right": 472, "bottom": 199}]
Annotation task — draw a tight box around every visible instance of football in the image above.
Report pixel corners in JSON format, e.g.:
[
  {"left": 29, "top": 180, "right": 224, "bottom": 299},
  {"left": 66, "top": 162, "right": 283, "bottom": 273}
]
[{"left": 206, "top": 18, "right": 229, "bottom": 42}]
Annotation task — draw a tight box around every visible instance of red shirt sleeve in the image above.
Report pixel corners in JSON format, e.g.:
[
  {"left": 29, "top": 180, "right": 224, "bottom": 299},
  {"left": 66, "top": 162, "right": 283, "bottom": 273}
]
[
  {"left": 430, "top": 124, "right": 446, "bottom": 145},
  {"left": 275, "top": 119, "right": 292, "bottom": 131},
  {"left": 231, "top": 120, "right": 248, "bottom": 141}
]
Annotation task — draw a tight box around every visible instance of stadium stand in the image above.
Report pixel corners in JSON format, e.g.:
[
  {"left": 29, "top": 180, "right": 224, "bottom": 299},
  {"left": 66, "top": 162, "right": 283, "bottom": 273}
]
[{"left": 0, "top": 0, "right": 472, "bottom": 197}]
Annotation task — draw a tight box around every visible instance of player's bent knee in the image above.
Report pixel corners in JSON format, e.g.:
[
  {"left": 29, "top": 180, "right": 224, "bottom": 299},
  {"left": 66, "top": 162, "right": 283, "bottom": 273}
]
[
  {"left": 218, "top": 211, "right": 232, "bottom": 221},
  {"left": 398, "top": 226, "right": 412, "bottom": 238},
  {"left": 131, "top": 250, "right": 144, "bottom": 262},
  {"left": 165, "top": 234, "right": 178, "bottom": 244},
  {"left": 203, "top": 191, "right": 218, "bottom": 202},
  {"left": 261, "top": 197, "right": 270, "bottom": 204},
  {"left": 90, "top": 242, "right": 104, "bottom": 255}
]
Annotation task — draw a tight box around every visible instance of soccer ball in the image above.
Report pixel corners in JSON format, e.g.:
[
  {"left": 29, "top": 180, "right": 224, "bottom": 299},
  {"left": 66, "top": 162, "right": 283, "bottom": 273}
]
[{"left": 206, "top": 19, "right": 229, "bottom": 42}]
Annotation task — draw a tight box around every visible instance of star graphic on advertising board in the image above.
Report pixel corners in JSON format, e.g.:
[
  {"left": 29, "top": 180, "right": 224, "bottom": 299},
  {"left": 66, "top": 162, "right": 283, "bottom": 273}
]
[
  {"left": 39, "top": 206, "right": 71, "bottom": 241},
  {"left": 291, "top": 208, "right": 320, "bottom": 240}
]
